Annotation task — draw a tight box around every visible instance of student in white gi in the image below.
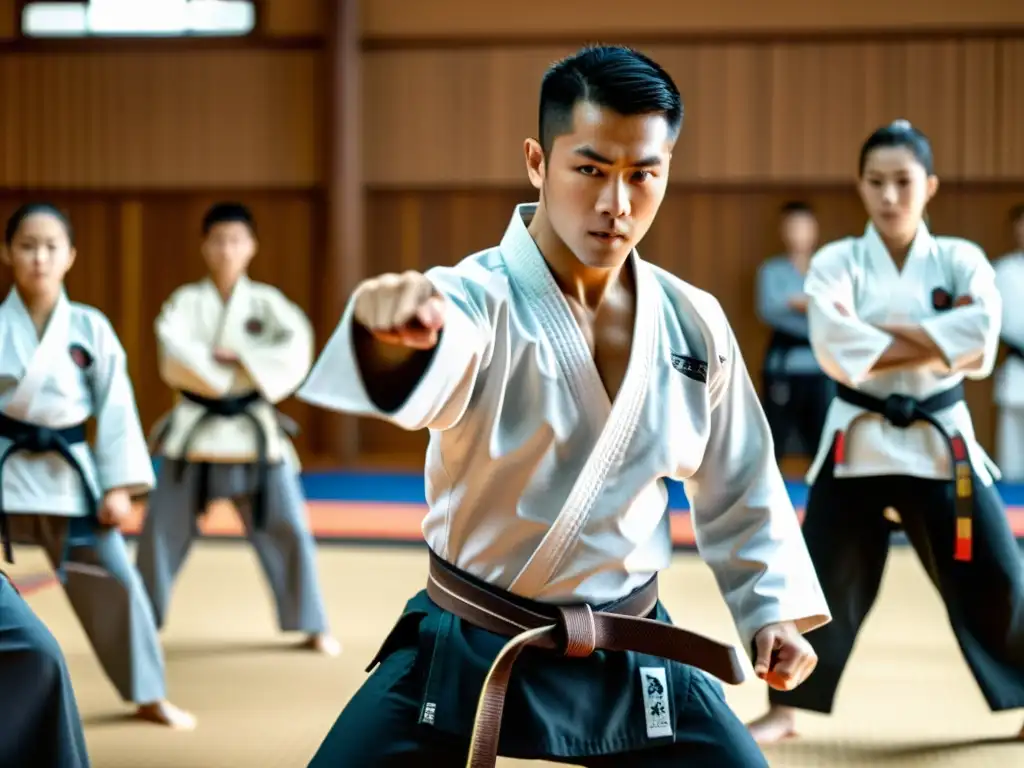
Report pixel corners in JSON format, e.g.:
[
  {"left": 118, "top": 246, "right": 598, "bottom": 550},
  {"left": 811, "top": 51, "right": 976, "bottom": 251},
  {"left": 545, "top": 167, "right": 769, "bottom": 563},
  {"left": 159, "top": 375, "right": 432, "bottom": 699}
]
[
  {"left": 748, "top": 121, "right": 1024, "bottom": 745},
  {"left": 136, "top": 203, "right": 338, "bottom": 656},
  {"left": 993, "top": 204, "right": 1024, "bottom": 482},
  {"left": 297, "top": 45, "right": 830, "bottom": 767},
  {"left": 0, "top": 203, "right": 195, "bottom": 730}
]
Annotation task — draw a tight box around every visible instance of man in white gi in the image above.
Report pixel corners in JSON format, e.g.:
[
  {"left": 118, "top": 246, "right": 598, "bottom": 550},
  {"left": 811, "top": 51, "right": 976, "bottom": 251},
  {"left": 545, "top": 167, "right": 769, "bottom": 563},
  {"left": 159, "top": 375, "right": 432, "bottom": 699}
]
[
  {"left": 298, "top": 45, "right": 830, "bottom": 767},
  {"left": 993, "top": 205, "right": 1024, "bottom": 482},
  {"left": 136, "top": 202, "right": 338, "bottom": 656}
]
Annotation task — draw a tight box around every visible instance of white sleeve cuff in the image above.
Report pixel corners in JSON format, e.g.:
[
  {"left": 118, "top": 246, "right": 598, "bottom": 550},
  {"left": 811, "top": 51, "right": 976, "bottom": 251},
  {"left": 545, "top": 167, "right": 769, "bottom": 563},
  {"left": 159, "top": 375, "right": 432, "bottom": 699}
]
[
  {"left": 297, "top": 295, "right": 483, "bottom": 432},
  {"left": 919, "top": 309, "right": 988, "bottom": 370},
  {"left": 735, "top": 604, "right": 832, "bottom": 660}
]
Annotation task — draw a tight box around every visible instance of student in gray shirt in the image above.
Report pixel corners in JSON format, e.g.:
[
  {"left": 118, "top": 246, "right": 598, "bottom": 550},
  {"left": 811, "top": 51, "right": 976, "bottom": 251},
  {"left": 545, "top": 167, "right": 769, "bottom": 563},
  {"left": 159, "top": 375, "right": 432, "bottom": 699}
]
[{"left": 756, "top": 201, "right": 835, "bottom": 460}]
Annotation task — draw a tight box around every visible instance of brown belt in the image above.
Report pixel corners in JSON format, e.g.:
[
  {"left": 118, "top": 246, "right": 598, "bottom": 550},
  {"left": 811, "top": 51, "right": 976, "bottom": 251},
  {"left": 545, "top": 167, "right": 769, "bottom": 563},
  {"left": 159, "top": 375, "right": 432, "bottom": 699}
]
[{"left": 425, "top": 551, "right": 747, "bottom": 768}]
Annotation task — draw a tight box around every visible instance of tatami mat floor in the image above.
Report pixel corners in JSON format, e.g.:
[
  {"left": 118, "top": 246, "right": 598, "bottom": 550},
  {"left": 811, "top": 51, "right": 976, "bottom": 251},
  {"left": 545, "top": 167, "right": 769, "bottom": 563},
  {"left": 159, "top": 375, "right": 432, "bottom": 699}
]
[{"left": 9, "top": 542, "right": 1024, "bottom": 767}]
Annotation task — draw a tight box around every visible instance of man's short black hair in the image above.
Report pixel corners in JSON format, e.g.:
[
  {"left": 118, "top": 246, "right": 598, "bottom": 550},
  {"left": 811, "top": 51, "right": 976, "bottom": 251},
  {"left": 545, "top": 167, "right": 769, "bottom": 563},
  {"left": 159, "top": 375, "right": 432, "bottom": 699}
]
[
  {"left": 780, "top": 200, "right": 815, "bottom": 217},
  {"left": 538, "top": 45, "right": 683, "bottom": 156},
  {"left": 202, "top": 201, "right": 256, "bottom": 236},
  {"left": 1010, "top": 204, "right": 1024, "bottom": 224}
]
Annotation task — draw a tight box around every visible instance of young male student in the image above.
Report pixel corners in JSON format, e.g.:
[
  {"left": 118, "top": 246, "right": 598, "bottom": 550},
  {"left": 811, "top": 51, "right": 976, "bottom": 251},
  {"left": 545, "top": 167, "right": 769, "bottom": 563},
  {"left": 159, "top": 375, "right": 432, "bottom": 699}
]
[{"left": 137, "top": 203, "right": 338, "bottom": 657}]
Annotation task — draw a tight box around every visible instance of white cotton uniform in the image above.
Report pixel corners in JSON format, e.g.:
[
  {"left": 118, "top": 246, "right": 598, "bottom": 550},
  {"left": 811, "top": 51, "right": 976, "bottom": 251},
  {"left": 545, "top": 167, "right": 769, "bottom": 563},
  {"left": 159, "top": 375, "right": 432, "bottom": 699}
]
[
  {"left": 151, "top": 275, "right": 313, "bottom": 467},
  {"left": 0, "top": 287, "right": 154, "bottom": 514},
  {"left": 0, "top": 286, "right": 167, "bottom": 706},
  {"left": 804, "top": 222, "right": 1002, "bottom": 485},
  {"left": 298, "top": 202, "right": 830, "bottom": 652}
]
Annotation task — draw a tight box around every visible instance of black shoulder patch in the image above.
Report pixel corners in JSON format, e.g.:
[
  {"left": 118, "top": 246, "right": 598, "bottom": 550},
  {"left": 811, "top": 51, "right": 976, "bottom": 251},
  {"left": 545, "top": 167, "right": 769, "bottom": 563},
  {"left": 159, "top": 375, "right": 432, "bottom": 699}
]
[{"left": 670, "top": 353, "right": 708, "bottom": 384}]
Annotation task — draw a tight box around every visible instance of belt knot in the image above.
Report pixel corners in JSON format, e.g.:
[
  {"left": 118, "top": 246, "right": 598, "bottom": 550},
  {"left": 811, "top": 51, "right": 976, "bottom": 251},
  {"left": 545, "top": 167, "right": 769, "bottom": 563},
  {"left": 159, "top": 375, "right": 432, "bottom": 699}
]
[{"left": 557, "top": 604, "right": 597, "bottom": 657}]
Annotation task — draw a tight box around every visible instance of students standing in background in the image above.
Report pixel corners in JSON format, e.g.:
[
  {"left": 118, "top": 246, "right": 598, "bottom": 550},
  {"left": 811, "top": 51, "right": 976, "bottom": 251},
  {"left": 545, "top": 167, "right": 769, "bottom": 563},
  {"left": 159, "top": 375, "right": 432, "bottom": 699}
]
[{"left": 755, "top": 201, "right": 835, "bottom": 461}]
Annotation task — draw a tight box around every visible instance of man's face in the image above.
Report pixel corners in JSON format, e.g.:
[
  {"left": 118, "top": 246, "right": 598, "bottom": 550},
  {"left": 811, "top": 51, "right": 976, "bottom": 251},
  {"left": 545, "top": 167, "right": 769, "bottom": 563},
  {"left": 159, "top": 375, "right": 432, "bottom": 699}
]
[
  {"left": 527, "top": 101, "right": 675, "bottom": 269},
  {"left": 201, "top": 221, "right": 256, "bottom": 285},
  {"left": 780, "top": 211, "right": 818, "bottom": 255}
]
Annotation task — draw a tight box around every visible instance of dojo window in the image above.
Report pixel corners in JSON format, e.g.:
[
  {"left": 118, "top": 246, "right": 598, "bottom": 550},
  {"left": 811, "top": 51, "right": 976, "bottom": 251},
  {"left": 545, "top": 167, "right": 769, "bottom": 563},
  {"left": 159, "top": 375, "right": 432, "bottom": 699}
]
[{"left": 22, "top": 0, "right": 257, "bottom": 38}]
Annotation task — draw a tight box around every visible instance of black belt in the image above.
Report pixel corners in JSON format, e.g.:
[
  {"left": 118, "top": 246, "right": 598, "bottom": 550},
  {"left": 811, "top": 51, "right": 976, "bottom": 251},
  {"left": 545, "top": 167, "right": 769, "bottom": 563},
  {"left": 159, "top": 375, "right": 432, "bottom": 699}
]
[
  {"left": 835, "top": 383, "right": 973, "bottom": 561},
  {"left": 763, "top": 329, "right": 811, "bottom": 377},
  {"left": 176, "top": 390, "right": 271, "bottom": 530},
  {"left": 767, "top": 329, "right": 809, "bottom": 352},
  {"left": 764, "top": 329, "right": 810, "bottom": 368},
  {"left": 0, "top": 412, "right": 92, "bottom": 565},
  {"left": 762, "top": 330, "right": 814, "bottom": 405},
  {"left": 1008, "top": 342, "right": 1024, "bottom": 361}
]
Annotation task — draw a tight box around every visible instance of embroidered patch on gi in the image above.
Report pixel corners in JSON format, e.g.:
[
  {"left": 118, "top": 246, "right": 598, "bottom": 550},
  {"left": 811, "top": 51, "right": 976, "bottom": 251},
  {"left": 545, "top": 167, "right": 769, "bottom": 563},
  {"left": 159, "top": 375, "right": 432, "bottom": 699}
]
[
  {"left": 245, "top": 317, "right": 264, "bottom": 335},
  {"left": 69, "top": 344, "right": 93, "bottom": 370},
  {"left": 639, "top": 667, "right": 672, "bottom": 738},
  {"left": 931, "top": 287, "right": 953, "bottom": 311},
  {"left": 670, "top": 353, "right": 707, "bottom": 383}
]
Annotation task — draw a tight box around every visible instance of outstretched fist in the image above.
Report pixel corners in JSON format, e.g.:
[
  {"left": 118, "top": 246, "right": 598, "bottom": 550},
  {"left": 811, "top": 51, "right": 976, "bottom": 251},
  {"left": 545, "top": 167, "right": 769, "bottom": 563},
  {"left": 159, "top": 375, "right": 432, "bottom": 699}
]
[{"left": 353, "top": 270, "right": 445, "bottom": 350}]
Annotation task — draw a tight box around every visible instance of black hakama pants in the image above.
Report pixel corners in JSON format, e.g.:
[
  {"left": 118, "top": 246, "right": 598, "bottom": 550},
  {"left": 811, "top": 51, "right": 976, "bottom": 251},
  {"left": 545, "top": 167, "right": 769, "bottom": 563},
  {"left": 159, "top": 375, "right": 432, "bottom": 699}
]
[
  {"left": 0, "top": 572, "right": 91, "bottom": 768},
  {"left": 306, "top": 568, "right": 769, "bottom": 766},
  {"left": 771, "top": 447, "right": 1024, "bottom": 714}
]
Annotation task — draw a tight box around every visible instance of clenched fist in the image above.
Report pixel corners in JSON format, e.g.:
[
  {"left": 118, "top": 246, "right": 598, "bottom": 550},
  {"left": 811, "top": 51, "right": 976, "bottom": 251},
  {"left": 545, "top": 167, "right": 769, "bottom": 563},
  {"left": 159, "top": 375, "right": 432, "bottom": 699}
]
[
  {"left": 353, "top": 271, "right": 446, "bottom": 350},
  {"left": 752, "top": 621, "right": 818, "bottom": 691}
]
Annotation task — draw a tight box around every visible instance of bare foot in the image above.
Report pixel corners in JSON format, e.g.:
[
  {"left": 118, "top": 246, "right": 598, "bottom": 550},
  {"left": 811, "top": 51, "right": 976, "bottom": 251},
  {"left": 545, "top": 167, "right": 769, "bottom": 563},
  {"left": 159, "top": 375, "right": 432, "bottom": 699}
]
[
  {"left": 134, "top": 701, "right": 197, "bottom": 730},
  {"left": 746, "top": 706, "right": 797, "bottom": 745},
  {"left": 301, "top": 632, "right": 342, "bottom": 656}
]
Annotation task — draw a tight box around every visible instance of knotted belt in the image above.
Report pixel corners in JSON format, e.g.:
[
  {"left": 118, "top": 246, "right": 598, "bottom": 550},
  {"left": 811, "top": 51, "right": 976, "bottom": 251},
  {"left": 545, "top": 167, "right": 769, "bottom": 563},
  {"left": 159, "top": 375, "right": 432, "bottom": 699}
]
[
  {"left": 174, "top": 390, "right": 273, "bottom": 530},
  {"left": 0, "top": 411, "right": 93, "bottom": 568},
  {"left": 424, "top": 550, "right": 746, "bottom": 768},
  {"left": 835, "top": 382, "right": 973, "bottom": 561}
]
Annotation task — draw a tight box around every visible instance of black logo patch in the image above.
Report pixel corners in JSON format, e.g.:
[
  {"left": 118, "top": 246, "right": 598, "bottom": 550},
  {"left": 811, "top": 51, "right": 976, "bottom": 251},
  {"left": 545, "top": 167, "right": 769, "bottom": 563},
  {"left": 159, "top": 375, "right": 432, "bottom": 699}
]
[
  {"left": 932, "top": 287, "right": 953, "bottom": 312},
  {"left": 69, "top": 344, "right": 93, "bottom": 370},
  {"left": 244, "top": 317, "right": 264, "bottom": 335},
  {"left": 671, "top": 354, "right": 707, "bottom": 384}
]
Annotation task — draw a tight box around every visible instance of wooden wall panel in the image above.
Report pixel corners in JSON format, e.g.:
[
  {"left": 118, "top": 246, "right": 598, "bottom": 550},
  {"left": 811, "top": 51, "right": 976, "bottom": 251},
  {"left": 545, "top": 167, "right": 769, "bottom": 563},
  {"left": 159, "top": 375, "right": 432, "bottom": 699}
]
[
  {"left": 360, "top": 186, "right": 1024, "bottom": 465},
  {"left": 0, "top": 0, "right": 14, "bottom": 40},
  {"left": 0, "top": 49, "right": 321, "bottom": 189},
  {"left": 261, "top": 0, "right": 325, "bottom": 38},
  {"left": 0, "top": 192, "right": 327, "bottom": 461},
  {"left": 362, "top": 0, "right": 1024, "bottom": 41},
  {"left": 363, "top": 38, "right": 1023, "bottom": 187}
]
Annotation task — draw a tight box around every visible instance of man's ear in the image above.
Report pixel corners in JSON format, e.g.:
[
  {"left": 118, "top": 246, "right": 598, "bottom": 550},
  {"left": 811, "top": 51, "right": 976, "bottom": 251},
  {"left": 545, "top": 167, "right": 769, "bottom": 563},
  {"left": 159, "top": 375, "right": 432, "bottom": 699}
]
[{"left": 524, "top": 138, "right": 546, "bottom": 191}]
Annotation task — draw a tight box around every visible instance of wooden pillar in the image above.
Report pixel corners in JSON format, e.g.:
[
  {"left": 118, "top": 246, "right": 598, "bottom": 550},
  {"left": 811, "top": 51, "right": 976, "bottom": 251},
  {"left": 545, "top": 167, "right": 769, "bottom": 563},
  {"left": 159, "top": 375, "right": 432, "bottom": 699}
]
[{"left": 321, "top": 0, "right": 364, "bottom": 466}]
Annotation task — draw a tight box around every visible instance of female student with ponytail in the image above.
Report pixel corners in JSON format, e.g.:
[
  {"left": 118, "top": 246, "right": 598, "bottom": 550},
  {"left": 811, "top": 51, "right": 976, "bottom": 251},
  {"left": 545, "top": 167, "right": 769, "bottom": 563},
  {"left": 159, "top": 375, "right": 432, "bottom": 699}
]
[{"left": 748, "top": 120, "right": 1024, "bottom": 745}]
